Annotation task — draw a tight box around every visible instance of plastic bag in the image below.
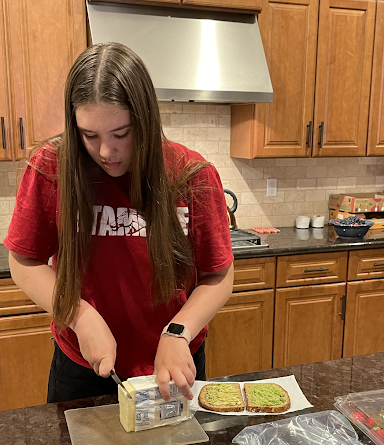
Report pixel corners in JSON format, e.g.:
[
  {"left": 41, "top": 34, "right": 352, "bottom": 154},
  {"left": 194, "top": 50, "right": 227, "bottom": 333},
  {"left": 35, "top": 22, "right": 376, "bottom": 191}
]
[{"left": 232, "top": 410, "right": 362, "bottom": 445}]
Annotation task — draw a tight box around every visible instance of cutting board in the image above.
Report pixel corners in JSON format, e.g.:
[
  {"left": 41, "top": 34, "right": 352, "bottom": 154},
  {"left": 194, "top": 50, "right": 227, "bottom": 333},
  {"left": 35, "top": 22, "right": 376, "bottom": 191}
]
[{"left": 65, "top": 403, "right": 209, "bottom": 445}]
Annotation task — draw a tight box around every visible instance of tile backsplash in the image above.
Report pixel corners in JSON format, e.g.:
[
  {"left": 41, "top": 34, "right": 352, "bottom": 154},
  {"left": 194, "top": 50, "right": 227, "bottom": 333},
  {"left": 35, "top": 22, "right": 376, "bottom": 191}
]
[{"left": 0, "top": 103, "right": 383, "bottom": 243}]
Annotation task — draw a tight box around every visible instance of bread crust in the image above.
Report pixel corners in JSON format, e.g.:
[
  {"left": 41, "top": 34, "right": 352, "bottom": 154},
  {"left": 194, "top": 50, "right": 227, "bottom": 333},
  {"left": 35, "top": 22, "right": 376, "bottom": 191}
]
[
  {"left": 198, "top": 383, "right": 245, "bottom": 412},
  {"left": 244, "top": 383, "right": 291, "bottom": 413}
]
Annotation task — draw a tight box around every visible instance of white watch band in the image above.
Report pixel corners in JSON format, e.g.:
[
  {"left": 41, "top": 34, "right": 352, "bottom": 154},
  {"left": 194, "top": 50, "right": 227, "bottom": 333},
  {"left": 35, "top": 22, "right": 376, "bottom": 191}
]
[{"left": 161, "top": 323, "right": 192, "bottom": 345}]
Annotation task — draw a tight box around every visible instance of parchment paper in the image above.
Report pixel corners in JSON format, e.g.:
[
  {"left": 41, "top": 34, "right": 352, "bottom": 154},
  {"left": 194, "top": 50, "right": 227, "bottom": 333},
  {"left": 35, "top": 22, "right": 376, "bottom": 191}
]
[{"left": 190, "top": 375, "right": 313, "bottom": 416}]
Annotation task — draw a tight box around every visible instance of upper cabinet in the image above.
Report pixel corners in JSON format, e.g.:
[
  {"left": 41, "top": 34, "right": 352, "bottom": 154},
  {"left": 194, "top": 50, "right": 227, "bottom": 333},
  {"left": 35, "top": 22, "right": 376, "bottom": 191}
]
[
  {"left": 0, "top": 0, "right": 86, "bottom": 161},
  {"left": 367, "top": 0, "right": 384, "bottom": 156},
  {"left": 231, "top": 0, "right": 377, "bottom": 158}
]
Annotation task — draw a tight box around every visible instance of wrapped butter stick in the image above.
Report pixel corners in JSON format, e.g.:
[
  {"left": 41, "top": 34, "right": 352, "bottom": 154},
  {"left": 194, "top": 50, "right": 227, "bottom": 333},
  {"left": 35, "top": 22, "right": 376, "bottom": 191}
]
[{"left": 118, "top": 375, "right": 192, "bottom": 432}]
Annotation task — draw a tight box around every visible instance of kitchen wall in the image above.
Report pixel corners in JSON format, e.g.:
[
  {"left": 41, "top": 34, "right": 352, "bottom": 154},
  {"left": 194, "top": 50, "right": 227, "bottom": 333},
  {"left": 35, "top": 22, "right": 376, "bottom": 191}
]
[{"left": 0, "top": 103, "right": 384, "bottom": 243}]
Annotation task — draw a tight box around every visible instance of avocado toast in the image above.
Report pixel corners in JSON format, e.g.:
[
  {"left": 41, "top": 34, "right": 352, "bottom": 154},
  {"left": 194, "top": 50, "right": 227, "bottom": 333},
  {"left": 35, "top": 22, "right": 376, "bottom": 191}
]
[
  {"left": 198, "top": 383, "right": 245, "bottom": 412},
  {"left": 244, "top": 382, "right": 291, "bottom": 413}
]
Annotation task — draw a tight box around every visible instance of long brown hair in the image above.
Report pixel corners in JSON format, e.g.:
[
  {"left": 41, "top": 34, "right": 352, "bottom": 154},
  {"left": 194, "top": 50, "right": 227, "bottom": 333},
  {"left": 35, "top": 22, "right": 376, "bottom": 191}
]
[{"left": 53, "top": 43, "right": 207, "bottom": 328}]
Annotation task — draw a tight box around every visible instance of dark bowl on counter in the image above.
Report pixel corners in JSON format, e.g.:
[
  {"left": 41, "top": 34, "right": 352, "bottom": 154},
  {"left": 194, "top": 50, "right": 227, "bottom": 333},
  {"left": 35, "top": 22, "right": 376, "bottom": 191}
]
[{"left": 329, "top": 219, "right": 374, "bottom": 237}]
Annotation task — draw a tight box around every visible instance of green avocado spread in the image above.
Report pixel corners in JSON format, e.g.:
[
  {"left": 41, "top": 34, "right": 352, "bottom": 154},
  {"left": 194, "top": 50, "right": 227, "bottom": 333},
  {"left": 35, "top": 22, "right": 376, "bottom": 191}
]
[
  {"left": 206, "top": 384, "right": 241, "bottom": 406},
  {"left": 248, "top": 384, "right": 286, "bottom": 406}
]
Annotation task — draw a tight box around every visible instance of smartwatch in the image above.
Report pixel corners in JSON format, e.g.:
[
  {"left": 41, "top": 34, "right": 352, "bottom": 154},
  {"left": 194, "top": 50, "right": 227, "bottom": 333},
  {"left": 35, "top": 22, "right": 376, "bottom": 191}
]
[{"left": 161, "top": 323, "right": 192, "bottom": 344}]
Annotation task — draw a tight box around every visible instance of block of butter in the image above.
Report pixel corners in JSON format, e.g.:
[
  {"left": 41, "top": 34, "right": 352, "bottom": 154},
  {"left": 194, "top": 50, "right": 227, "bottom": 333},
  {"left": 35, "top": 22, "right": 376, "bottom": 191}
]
[{"left": 118, "top": 375, "right": 190, "bottom": 432}]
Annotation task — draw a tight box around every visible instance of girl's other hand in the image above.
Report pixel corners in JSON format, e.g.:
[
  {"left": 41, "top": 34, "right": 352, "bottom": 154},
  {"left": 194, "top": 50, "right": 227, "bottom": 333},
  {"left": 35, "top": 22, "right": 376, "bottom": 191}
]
[
  {"left": 70, "top": 300, "right": 117, "bottom": 377},
  {"left": 154, "top": 335, "right": 196, "bottom": 402}
]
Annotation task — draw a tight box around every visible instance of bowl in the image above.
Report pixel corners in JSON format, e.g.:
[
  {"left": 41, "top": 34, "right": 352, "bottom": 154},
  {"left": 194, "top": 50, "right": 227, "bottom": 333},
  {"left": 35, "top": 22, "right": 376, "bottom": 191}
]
[{"left": 329, "top": 219, "right": 374, "bottom": 237}]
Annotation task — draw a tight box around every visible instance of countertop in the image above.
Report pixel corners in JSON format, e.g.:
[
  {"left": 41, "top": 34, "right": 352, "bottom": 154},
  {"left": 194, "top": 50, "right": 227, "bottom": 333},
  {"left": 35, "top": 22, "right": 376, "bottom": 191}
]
[
  {"left": 2, "top": 226, "right": 384, "bottom": 279},
  {"left": 2, "top": 352, "right": 384, "bottom": 444},
  {"left": 233, "top": 225, "right": 384, "bottom": 259}
]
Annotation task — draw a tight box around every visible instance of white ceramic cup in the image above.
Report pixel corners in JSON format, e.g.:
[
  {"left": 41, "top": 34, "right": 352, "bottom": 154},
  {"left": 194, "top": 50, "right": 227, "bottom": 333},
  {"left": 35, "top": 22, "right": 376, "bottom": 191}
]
[
  {"left": 310, "top": 215, "right": 325, "bottom": 228},
  {"left": 296, "top": 216, "right": 310, "bottom": 229}
]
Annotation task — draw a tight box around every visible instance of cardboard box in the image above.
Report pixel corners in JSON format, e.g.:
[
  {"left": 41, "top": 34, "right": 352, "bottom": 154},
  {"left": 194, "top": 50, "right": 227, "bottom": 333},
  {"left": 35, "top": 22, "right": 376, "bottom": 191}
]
[
  {"left": 328, "top": 209, "right": 384, "bottom": 229},
  {"left": 328, "top": 193, "right": 384, "bottom": 213}
]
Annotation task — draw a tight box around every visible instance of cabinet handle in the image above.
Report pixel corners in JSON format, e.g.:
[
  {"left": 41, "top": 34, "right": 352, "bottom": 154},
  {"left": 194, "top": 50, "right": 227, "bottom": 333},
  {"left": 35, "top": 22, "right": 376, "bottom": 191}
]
[
  {"left": 1, "top": 117, "right": 5, "bottom": 149},
  {"left": 304, "top": 267, "right": 329, "bottom": 273},
  {"left": 339, "top": 294, "right": 346, "bottom": 320},
  {"left": 306, "top": 121, "right": 312, "bottom": 148},
  {"left": 19, "top": 117, "right": 25, "bottom": 150},
  {"left": 374, "top": 262, "right": 384, "bottom": 267},
  {"left": 318, "top": 121, "right": 324, "bottom": 148}
]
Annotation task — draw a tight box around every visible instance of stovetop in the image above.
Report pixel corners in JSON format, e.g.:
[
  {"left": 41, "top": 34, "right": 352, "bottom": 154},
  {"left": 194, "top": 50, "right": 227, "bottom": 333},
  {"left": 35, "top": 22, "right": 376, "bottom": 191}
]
[{"left": 230, "top": 229, "right": 269, "bottom": 250}]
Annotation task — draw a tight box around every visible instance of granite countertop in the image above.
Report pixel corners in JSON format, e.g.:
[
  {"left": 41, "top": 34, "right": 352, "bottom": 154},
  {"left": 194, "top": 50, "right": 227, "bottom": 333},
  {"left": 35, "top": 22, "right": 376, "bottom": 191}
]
[
  {"left": 2, "top": 352, "right": 384, "bottom": 444},
  {"left": 233, "top": 225, "right": 384, "bottom": 259},
  {"left": 2, "top": 226, "right": 384, "bottom": 278}
]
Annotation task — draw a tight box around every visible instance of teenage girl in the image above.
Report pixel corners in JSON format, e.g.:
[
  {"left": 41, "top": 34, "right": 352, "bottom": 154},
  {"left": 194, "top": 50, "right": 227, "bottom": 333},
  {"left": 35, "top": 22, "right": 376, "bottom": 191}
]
[{"left": 5, "top": 42, "right": 234, "bottom": 403}]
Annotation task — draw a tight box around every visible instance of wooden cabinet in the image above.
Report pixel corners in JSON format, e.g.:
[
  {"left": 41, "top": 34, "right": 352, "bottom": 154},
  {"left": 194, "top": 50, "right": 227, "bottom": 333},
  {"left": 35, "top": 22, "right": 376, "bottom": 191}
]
[
  {"left": 276, "top": 251, "right": 347, "bottom": 287},
  {"left": 311, "top": 0, "right": 376, "bottom": 157},
  {"left": 231, "top": 0, "right": 318, "bottom": 158},
  {"left": 0, "top": 280, "right": 53, "bottom": 411},
  {"left": 231, "top": 0, "right": 376, "bottom": 158},
  {"left": 344, "top": 279, "right": 384, "bottom": 357},
  {"left": 205, "top": 289, "right": 274, "bottom": 378},
  {"left": 0, "top": 0, "right": 86, "bottom": 161},
  {"left": 367, "top": 0, "right": 384, "bottom": 156},
  {"left": 273, "top": 283, "right": 345, "bottom": 367},
  {"left": 205, "top": 257, "right": 275, "bottom": 378},
  {"left": 348, "top": 249, "right": 384, "bottom": 281}
]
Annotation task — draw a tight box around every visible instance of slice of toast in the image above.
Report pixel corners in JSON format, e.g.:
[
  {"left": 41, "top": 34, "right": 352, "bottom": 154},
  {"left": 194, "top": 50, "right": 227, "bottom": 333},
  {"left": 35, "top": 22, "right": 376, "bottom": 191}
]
[
  {"left": 244, "top": 383, "right": 291, "bottom": 413},
  {"left": 198, "top": 383, "right": 245, "bottom": 412}
]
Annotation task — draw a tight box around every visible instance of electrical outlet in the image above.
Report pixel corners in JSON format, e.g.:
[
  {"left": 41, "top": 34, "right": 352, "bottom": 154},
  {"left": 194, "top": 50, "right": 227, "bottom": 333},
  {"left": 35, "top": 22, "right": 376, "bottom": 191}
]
[{"left": 267, "top": 179, "right": 277, "bottom": 197}]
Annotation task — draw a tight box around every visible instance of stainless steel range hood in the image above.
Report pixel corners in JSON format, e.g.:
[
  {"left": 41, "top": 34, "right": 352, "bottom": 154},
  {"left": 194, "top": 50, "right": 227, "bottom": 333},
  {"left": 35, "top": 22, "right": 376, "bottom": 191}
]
[{"left": 86, "top": 1, "right": 273, "bottom": 104}]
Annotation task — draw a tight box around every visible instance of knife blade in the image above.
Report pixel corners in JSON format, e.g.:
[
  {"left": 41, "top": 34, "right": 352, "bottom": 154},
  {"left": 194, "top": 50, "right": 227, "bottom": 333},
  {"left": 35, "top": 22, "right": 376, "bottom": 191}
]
[{"left": 110, "top": 370, "right": 132, "bottom": 399}]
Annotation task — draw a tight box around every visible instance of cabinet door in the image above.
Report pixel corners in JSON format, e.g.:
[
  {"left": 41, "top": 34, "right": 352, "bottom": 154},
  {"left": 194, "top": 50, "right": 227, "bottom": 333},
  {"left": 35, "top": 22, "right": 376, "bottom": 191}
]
[
  {"left": 205, "top": 290, "right": 274, "bottom": 378},
  {"left": 367, "top": 0, "right": 384, "bottom": 156},
  {"left": 230, "top": 0, "right": 318, "bottom": 159},
  {"left": 5, "top": 0, "right": 86, "bottom": 160},
  {"left": 0, "top": 313, "right": 54, "bottom": 411},
  {"left": 344, "top": 280, "right": 384, "bottom": 357},
  {"left": 312, "top": 0, "right": 376, "bottom": 157},
  {"left": 274, "top": 283, "right": 345, "bottom": 367},
  {"left": 0, "top": 0, "right": 12, "bottom": 161},
  {"left": 182, "top": 0, "right": 262, "bottom": 10}
]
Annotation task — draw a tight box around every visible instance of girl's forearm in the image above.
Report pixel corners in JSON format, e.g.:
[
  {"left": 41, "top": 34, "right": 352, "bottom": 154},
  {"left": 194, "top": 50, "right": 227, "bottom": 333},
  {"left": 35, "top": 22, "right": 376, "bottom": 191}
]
[{"left": 169, "top": 263, "right": 234, "bottom": 340}]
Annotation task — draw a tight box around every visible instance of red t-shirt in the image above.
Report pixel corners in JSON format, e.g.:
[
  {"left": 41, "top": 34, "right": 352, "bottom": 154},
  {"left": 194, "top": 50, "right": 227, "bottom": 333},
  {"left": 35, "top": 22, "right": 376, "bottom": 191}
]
[{"left": 4, "top": 141, "right": 233, "bottom": 378}]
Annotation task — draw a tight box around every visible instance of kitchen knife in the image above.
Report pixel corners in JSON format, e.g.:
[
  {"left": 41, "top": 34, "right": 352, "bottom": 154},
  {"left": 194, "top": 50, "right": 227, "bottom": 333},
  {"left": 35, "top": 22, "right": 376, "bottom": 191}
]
[{"left": 110, "top": 370, "right": 132, "bottom": 399}]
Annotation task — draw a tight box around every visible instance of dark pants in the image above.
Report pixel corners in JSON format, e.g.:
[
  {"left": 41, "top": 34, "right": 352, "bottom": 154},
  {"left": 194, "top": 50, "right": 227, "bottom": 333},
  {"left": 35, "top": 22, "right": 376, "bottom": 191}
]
[{"left": 47, "top": 341, "right": 206, "bottom": 403}]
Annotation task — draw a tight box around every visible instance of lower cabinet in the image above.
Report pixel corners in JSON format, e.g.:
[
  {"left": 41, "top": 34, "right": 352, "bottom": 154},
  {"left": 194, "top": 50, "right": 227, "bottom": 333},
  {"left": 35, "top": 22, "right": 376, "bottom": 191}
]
[
  {"left": 344, "top": 279, "right": 384, "bottom": 357},
  {"left": 0, "top": 294, "right": 54, "bottom": 411},
  {"left": 273, "top": 283, "right": 345, "bottom": 367},
  {"left": 205, "top": 289, "right": 274, "bottom": 378}
]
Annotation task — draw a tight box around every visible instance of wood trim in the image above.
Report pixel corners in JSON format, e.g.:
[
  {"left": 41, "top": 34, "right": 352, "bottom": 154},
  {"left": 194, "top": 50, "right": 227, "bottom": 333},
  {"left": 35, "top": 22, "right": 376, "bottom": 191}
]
[{"left": 367, "top": 0, "right": 384, "bottom": 156}]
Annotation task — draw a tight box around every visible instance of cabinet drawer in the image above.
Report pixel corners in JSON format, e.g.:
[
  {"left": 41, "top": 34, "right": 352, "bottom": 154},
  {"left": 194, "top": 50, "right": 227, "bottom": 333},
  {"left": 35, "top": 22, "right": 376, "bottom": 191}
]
[
  {"left": 276, "top": 251, "right": 348, "bottom": 287},
  {"left": 233, "top": 257, "right": 276, "bottom": 292},
  {"left": 348, "top": 249, "right": 384, "bottom": 280},
  {"left": 0, "top": 285, "right": 44, "bottom": 317}
]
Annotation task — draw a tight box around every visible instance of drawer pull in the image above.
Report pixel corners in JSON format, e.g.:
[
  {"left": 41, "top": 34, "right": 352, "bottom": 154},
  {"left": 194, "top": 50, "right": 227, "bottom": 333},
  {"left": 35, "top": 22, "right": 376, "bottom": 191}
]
[
  {"left": 374, "top": 262, "right": 384, "bottom": 267},
  {"left": 304, "top": 267, "right": 329, "bottom": 273}
]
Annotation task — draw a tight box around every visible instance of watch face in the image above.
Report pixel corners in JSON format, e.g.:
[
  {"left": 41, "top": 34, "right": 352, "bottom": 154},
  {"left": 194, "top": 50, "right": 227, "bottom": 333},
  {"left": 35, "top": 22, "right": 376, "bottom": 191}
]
[{"left": 167, "top": 323, "right": 185, "bottom": 335}]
